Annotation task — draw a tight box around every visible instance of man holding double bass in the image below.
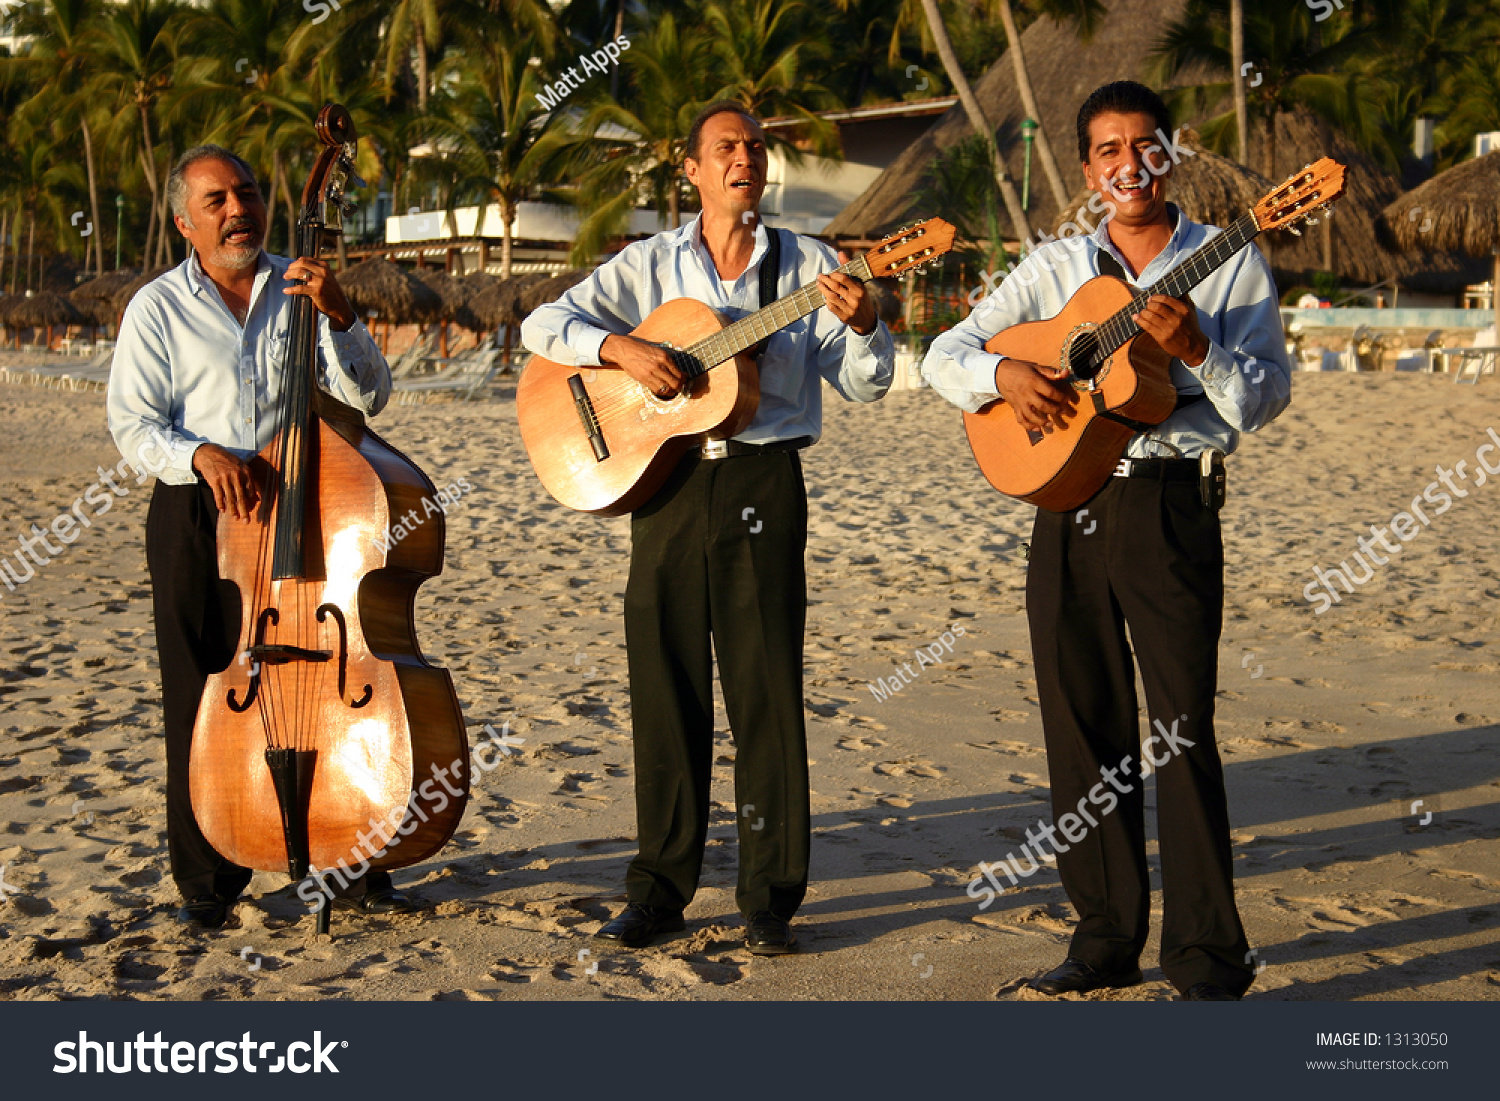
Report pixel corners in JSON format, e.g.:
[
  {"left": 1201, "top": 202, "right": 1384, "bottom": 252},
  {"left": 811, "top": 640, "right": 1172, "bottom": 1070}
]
[
  {"left": 922, "top": 81, "right": 1291, "bottom": 999},
  {"left": 108, "top": 145, "right": 410, "bottom": 928},
  {"left": 522, "top": 101, "right": 894, "bottom": 954}
]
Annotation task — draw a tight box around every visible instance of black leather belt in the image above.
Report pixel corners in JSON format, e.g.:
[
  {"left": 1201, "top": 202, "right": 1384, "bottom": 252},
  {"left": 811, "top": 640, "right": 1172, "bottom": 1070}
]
[
  {"left": 1111, "top": 457, "right": 1198, "bottom": 482},
  {"left": 700, "top": 435, "right": 813, "bottom": 460}
]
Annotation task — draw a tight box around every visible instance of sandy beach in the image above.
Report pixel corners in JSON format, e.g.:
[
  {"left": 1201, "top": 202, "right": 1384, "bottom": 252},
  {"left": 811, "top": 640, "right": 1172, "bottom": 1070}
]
[{"left": 0, "top": 371, "right": 1496, "bottom": 1002}]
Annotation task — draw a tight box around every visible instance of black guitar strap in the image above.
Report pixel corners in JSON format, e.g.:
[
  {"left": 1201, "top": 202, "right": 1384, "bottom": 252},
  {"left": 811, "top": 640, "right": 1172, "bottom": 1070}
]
[
  {"left": 750, "top": 227, "right": 781, "bottom": 359},
  {"left": 1093, "top": 243, "right": 1205, "bottom": 422}
]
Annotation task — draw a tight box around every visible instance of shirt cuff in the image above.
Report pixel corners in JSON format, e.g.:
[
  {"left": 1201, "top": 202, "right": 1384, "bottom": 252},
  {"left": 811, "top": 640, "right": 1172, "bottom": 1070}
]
[
  {"left": 1185, "top": 339, "right": 1236, "bottom": 386},
  {"left": 576, "top": 325, "right": 611, "bottom": 368}
]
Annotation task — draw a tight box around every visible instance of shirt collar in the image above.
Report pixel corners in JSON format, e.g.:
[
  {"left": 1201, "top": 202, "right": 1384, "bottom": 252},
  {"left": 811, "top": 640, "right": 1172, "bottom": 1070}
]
[
  {"left": 186, "top": 248, "right": 274, "bottom": 296},
  {"left": 1093, "top": 202, "right": 1187, "bottom": 283},
  {"left": 686, "top": 213, "right": 769, "bottom": 286}
]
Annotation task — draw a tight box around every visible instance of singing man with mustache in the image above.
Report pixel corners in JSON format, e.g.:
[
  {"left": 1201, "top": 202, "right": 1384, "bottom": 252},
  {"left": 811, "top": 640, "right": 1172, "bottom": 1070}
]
[
  {"left": 107, "top": 145, "right": 405, "bottom": 929},
  {"left": 921, "top": 81, "right": 1291, "bottom": 999},
  {"left": 522, "top": 102, "right": 893, "bottom": 954}
]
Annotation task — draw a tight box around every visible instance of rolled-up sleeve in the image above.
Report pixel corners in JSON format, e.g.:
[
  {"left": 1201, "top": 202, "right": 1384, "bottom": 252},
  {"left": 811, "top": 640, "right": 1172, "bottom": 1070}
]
[
  {"left": 319, "top": 318, "right": 391, "bottom": 414},
  {"left": 1185, "top": 248, "right": 1291, "bottom": 433}
]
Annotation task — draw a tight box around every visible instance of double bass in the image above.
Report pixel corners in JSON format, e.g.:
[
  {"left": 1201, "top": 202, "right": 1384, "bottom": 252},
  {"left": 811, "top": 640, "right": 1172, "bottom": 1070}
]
[{"left": 189, "top": 105, "right": 469, "bottom": 931}]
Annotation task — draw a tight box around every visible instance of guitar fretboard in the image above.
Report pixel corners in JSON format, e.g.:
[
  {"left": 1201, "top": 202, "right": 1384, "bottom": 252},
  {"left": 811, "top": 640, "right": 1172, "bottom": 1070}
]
[
  {"left": 673, "top": 254, "right": 875, "bottom": 378},
  {"left": 1092, "top": 212, "right": 1260, "bottom": 359}
]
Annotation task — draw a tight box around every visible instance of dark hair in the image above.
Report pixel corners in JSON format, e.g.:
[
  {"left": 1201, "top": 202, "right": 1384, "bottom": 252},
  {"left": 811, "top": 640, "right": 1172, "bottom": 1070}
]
[
  {"left": 167, "top": 144, "right": 259, "bottom": 222},
  {"left": 685, "top": 100, "right": 761, "bottom": 163},
  {"left": 1076, "top": 81, "right": 1172, "bottom": 162}
]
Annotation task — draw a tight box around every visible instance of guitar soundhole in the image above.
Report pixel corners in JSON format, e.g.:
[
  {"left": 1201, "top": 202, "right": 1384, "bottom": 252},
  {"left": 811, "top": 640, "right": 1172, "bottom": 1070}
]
[{"left": 1062, "top": 324, "right": 1108, "bottom": 385}]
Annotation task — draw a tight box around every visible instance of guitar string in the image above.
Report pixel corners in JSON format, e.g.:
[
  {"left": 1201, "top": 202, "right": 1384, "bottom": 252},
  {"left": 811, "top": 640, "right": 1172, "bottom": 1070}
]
[{"left": 581, "top": 258, "right": 890, "bottom": 423}]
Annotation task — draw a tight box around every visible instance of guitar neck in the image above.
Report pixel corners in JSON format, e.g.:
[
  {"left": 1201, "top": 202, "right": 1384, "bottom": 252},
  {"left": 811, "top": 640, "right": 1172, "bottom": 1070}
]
[
  {"left": 1094, "top": 212, "right": 1260, "bottom": 358},
  {"left": 675, "top": 254, "right": 874, "bottom": 379}
]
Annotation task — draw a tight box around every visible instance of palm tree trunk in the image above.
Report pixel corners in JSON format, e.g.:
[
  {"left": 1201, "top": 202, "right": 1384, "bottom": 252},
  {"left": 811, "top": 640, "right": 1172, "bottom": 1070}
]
[
  {"left": 415, "top": 21, "right": 429, "bottom": 113},
  {"left": 0, "top": 209, "right": 8, "bottom": 292},
  {"left": 996, "top": 0, "right": 1069, "bottom": 210},
  {"left": 139, "top": 102, "right": 161, "bottom": 266},
  {"left": 501, "top": 201, "right": 514, "bottom": 279},
  {"left": 279, "top": 161, "right": 297, "bottom": 256},
  {"left": 81, "top": 117, "right": 105, "bottom": 276},
  {"left": 610, "top": 0, "right": 626, "bottom": 98},
  {"left": 917, "top": 0, "right": 1030, "bottom": 242},
  {"left": 1231, "top": 0, "right": 1248, "bottom": 164},
  {"left": 26, "top": 210, "right": 36, "bottom": 294},
  {"left": 141, "top": 152, "right": 158, "bottom": 269},
  {"left": 268, "top": 148, "right": 282, "bottom": 254}
]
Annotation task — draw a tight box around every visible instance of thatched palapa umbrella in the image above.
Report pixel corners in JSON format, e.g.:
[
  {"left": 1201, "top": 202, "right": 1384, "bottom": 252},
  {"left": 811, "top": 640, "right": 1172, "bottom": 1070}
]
[
  {"left": 113, "top": 267, "right": 174, "bottom": 317},
  {"left": 521, "top": 270, "right": 588, "bottom": 315},
  {"left": 1381, "top": 150, "right": 1500, "bottom": 335},
  {"left": 9, "top": 291, "right": 85, "bottom": 350},
  {"left": 411, "top": 267, "right": 470, "bottom": 356},
  {"left": 337, "top": 257, "right": 441, "bottom": 353},
  {"left": 72, "top": 271, "right": 138, "bottom": 303}
]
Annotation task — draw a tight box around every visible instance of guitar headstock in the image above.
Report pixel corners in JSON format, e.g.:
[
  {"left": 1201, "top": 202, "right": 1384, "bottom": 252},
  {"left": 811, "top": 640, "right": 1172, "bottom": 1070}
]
[
  {"left": 864, "top": 218, "right": 957, "bottom": 278},
  {"left": 1253, "top": 157, "right": 1347, "bottom": 235}
]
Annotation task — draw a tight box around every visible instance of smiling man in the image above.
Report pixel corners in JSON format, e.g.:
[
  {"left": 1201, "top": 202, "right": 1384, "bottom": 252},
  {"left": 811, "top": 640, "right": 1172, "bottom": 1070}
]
[
  {"left": 522, "top": 102, "right": 894, "bottom": 955},
  {"left": 107, "top": 145, "right": 401, "bottom": 929},
  {"left": 921, "top": 82, "right": 1291, "bottom": 1000}
]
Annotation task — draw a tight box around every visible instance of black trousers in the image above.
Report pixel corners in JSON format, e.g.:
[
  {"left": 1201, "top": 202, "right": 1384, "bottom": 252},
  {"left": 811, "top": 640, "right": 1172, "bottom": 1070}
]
[
  {"left": 1025, "top": 474, "right": 1252, "bottom": 995},
  {"left": 622, "top": 449, "right": 809, "bottom": 920},
  {"left": 146, "top": 481, "right": 388, "bottom": 902}
]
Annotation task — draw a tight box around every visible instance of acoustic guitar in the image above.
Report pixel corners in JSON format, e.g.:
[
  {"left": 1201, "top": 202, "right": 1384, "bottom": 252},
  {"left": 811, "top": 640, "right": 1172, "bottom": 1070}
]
[
  {"left": 518, "top": 219, "right": 955, "bottom": 515},
  {"left": 963, "top": 157, "right": 1346, "bottom": 511}
]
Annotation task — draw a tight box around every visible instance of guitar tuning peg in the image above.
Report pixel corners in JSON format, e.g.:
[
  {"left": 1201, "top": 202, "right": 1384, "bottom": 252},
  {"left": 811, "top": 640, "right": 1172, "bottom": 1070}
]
[
  {"left": 1305, "top": 215, "right": 1319, "bottom": 226},
  {"left": 1287, "top": 225, "right": 1302, "bottom": 236}
]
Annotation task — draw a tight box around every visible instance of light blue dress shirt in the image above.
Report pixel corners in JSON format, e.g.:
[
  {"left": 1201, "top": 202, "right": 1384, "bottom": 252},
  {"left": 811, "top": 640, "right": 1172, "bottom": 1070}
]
[
  {"left": 107, "top": 251, "right": 392, "bottom": 483},
  {"left": 520, "top": 215, "right": 895, "bottom": 444},
  {"left": 920, "top": 205, "right": 1291, "bottom": 459}
]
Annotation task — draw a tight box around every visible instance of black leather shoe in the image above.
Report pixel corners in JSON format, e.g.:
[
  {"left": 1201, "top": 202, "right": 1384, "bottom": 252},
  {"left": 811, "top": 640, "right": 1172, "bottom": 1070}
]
[
  {"left": 330, "top": 887, "right": 420, "bottom": 915},
  {"left": 1182, "top": 982, "right": 1240, "bottom": 1001},
  {"left": 593, "top": 902, "right": 685, "bottom": 948},
  {"left": 1029, "top": 956, "right": 1142, "bottom": 995},
  {"left": 175, "top": 895, "right": 231, "bottom": 929},
  {"left": 745, "top": 911, "right": 797, "bottom": 956}
]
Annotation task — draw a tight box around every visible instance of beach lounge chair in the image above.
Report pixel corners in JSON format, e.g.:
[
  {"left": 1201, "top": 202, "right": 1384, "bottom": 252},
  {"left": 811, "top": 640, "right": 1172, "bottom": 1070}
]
[
  {"left": 1393, "top": 331, "right": 1443, "bottom": 372},
  {"left": 387, "top": 330, "right": 438, "bottom": 380},
  {"left": 392, "top": 346, "right": 501, "bottom": 403}
]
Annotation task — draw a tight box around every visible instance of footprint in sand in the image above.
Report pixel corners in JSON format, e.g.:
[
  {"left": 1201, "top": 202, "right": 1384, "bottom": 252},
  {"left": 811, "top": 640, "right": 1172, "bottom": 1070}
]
[{"left": 873, "top": 757, "right": 943, "bottom": 779}]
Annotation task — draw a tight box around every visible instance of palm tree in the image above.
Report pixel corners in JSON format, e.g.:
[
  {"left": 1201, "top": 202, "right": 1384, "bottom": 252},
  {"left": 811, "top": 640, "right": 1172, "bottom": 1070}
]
[
  {"left": 408, "top": 23, "right": 562, "bottom": 277},
  {"left": 89, "top": 0, "right": 186, "bottom": 269},
  {"left": 543, "top": 9, "right": 718, "bottom": 262},
  {"left": 700, "top": 0, "right": 837, "bottom": 142},
  {"left": 1151, "top": 0, "right": 1379, "bottom": 182},
  {"left": 8, "top": 0, "right": 108, "bottom": 277},
  {"left": 915, "top": 0, "right": 1030, "bottom": 241},
  {"left": 988, "top": 0, "right": 1105, "bottom": 210}
]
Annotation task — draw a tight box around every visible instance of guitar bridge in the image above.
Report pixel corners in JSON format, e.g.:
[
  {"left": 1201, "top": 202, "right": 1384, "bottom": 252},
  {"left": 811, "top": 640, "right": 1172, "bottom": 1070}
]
[{"left": 568, "top": 373, "right": 609, "bottom": 462}]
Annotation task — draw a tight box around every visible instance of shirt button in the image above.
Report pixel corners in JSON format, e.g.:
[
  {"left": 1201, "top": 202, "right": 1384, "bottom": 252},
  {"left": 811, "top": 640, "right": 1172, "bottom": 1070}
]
[{"left": 245, "top": 417, "right": 253, "bottom": 425}]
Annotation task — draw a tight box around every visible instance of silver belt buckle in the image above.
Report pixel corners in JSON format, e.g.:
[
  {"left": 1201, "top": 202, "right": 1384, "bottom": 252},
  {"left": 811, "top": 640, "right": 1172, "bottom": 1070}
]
[
  {"left": 1113, "top": 458, "right": 1132, "bottom": 478},
  {"left": 701, "top": 438, "right": 729, "bottom": 460}
]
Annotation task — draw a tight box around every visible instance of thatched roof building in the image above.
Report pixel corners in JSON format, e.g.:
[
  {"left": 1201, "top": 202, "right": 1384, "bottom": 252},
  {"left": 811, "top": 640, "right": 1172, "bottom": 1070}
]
[
  {"left": 826, "top": 0, "right": 1193, "bottom": 242},
  {"left": 826, "top": 0, "right": 1475, "bottom": 291}
]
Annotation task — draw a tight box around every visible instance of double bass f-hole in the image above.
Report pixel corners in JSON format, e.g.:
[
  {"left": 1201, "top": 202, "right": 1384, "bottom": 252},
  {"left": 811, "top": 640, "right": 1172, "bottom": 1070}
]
[
  {"left": 227, "top": 607, "right": 280, "bottom": 712},
  {"left": 316, "top": 603, "right": 373, "bottom": 708},
  {"left": 224, "top": 604, "right": 372, "bottom": 712}
]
